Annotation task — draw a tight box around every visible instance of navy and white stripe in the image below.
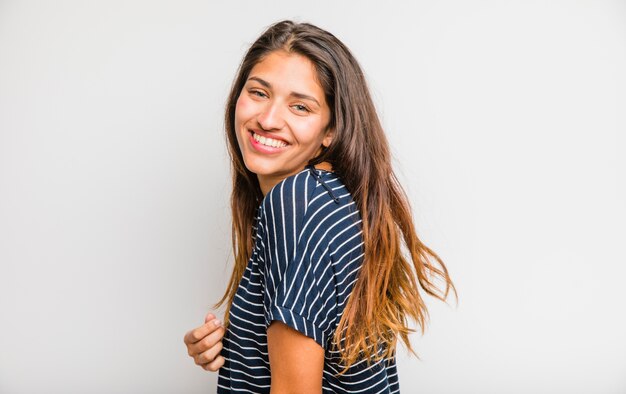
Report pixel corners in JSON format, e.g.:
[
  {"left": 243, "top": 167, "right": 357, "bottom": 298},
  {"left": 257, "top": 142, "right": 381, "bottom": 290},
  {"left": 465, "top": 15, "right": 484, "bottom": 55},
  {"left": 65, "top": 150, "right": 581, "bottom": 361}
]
[{"left": 218, "top": 167, "right": 400, "bottom": 393}]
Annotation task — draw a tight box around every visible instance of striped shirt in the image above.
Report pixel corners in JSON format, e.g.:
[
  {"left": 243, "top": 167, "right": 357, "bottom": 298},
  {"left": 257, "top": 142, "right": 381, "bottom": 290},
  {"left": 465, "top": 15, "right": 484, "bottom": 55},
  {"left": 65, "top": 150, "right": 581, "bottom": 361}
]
[{"left": 217, "top": 166, "right": 400, "bottom": 393}]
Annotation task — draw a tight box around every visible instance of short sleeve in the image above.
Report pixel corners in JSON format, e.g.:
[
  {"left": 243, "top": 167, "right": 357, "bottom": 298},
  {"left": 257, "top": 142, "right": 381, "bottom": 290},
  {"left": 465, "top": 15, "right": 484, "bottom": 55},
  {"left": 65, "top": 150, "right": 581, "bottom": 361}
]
[{"left": 261, "top": 173, "right": 337, "bottom": 349}]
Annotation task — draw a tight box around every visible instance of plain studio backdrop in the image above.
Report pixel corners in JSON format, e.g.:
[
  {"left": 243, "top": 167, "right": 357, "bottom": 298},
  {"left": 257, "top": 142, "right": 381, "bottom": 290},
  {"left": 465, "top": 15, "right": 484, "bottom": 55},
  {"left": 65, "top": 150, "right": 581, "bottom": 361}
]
[{"left": 1, "top": 1, "right": 625, "bottom": 393}]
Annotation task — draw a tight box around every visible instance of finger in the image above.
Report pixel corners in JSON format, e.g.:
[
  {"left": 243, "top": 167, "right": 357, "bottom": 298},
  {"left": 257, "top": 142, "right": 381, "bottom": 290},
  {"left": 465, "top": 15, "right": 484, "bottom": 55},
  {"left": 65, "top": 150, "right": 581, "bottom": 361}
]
[
  {"left": 183, "top": 318, "right": 222, "bottom": 345},
  {"left": 202, "top": 355, "right": 225, "bottom": 372},
  {"left": 189, "top": 325, "right": 225, "bottom": 355},
  {"left": 204, "top": 312, "right": 215, "bottom": 324},
  {"left": 195, "top": 340, "right": 223, "bottom": 365}
]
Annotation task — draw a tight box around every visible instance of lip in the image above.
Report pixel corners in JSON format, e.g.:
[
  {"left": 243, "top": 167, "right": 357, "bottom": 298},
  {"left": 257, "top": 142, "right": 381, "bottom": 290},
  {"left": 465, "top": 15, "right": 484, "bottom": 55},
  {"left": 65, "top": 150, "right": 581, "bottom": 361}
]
[{"left": 248, "top": 129, "right": 289, "bottom": 154}]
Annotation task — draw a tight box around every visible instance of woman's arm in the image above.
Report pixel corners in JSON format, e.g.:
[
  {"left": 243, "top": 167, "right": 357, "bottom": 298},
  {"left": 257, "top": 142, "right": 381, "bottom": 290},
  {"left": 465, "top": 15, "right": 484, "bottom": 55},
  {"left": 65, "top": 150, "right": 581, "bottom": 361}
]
[{"left": 267, "top": 321, "right": 324, "bottom": 394}]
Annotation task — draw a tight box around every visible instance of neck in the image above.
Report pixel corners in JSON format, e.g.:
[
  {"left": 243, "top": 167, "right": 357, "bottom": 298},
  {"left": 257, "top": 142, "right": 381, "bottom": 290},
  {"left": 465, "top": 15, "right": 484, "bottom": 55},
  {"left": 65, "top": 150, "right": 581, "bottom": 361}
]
[{"left": 314, "top": 161, "right": 333, "bottom": 172}]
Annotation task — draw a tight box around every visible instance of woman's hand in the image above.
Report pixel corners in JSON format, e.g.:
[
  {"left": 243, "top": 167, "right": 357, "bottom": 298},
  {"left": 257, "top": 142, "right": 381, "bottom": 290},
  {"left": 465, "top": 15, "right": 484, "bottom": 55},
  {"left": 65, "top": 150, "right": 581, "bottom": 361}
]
[{"left": 184, "top": 312, "right": 225, "bottom": 372}]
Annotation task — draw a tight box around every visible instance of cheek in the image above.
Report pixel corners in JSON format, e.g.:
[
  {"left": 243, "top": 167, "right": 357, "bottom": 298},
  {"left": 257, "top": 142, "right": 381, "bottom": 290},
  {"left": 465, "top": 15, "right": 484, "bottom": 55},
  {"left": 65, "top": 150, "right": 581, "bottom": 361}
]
[
  {"left": 233, "top": 98, "right": 248, "bottom": 147},
  {"left": 234, "top": 96, "right": 249, "bottom": 127},
  {"left": 295, "top": 118, "right": 328, "bottom": 146},
  {"left": 235, "top": 99, "right": 245, "bottom": 132}
]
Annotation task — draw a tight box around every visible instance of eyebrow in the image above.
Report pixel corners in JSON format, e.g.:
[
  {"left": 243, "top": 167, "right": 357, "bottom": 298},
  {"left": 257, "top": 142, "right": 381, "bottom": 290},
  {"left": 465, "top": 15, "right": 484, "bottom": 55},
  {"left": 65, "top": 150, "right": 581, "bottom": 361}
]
[{"left": 248, "top": 76, "right": 321, "bottom": 107}]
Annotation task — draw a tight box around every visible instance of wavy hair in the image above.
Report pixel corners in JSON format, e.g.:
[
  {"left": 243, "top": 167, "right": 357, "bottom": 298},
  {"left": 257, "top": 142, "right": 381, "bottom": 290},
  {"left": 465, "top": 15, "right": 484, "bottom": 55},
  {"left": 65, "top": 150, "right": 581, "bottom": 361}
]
[{"left": 216, "top": 20, "right": 456, "bottom": 367}]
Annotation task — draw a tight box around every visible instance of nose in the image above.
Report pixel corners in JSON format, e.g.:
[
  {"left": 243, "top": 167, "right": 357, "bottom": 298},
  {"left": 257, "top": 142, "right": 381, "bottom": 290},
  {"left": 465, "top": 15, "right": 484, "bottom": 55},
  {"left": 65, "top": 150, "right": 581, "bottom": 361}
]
[{"left": 257, "top": 102, "right": 285, "bottom": 131}]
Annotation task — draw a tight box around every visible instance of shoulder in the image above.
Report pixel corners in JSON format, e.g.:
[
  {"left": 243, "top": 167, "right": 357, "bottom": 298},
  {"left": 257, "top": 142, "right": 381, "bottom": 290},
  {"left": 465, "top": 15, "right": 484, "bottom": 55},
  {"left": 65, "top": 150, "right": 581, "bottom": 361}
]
[
  {"left": 262, "top": 169, "right": 315, "bottom": 213},
  {"left": 259, "top": 170, "right": 315, "bottom": 236},
  {"left": 257, "top": 168, "right": 360, "bottom": 246},
  {"left": 261, "top": 168, "right": 355, "bottom": 220}
]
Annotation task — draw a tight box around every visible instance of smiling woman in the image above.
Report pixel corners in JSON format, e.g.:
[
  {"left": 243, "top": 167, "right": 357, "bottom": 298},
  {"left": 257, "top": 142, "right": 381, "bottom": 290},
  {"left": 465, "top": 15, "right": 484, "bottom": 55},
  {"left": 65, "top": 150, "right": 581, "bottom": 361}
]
[
  {"left": 235, "top": 51, "right": 333, "bottom": 194},
  {"left": 183, "top": 20, "right": 455, "bottom": 393}
]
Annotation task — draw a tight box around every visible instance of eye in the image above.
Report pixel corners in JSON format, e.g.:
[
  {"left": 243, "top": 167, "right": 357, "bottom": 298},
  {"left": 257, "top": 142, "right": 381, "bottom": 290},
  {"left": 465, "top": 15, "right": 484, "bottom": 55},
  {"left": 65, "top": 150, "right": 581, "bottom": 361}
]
[
  {"left": 249, "top": 89, "right": 267, "bottom": 98},
  {"left": 292, "top": 104, "right": 310, "bottom": 113}
]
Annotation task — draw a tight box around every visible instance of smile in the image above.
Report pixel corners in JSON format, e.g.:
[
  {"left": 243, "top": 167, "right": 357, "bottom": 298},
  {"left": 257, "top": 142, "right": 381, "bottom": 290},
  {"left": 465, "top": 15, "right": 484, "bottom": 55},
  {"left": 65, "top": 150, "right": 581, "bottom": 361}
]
[{"left": 252, "top": 132, "right": 288, "bottom": 148}]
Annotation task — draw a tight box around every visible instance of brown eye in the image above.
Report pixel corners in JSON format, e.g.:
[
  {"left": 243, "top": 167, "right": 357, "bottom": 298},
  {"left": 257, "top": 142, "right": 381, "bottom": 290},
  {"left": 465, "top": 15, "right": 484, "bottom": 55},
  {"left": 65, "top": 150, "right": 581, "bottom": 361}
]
[
  {"left": 250, "top": 90, "right": 267, "bottom": 98},
  {"left": 292, "top": 104, "right": 310, "bottom": 113}
]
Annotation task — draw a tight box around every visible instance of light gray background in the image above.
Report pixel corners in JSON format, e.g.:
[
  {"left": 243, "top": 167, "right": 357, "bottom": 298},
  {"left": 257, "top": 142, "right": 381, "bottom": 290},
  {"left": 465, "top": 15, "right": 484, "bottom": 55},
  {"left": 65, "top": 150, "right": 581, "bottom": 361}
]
[{"left": 1, "top": 1, "right": 625, "bottom": 393}]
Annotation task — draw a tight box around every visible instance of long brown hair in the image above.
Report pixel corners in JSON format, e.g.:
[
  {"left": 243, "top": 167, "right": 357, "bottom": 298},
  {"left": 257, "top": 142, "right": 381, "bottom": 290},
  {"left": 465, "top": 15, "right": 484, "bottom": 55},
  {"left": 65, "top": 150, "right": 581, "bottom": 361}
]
[{"left": 216, "top": 20, "right": 456, "bottom": 366}]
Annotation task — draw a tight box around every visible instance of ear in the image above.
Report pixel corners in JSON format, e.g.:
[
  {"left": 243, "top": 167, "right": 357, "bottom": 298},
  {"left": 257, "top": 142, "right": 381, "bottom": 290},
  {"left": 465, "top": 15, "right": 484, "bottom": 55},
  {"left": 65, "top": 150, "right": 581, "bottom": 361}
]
[{"left": 322, "top": 128, "right": 334, "bottom": 148}]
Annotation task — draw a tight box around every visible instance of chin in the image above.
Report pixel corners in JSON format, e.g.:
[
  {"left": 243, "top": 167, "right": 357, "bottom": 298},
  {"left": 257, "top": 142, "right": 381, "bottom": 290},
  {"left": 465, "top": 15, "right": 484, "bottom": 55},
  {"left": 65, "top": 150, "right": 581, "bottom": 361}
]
[{"left": 243, "top": 157, "right": 277, "bottom": 177}]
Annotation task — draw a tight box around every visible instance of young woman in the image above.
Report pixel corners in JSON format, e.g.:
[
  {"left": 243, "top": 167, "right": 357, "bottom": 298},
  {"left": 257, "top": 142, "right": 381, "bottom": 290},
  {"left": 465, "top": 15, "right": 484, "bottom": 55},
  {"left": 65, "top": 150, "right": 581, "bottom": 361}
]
[{"left": 184, "top": 20, "right": 455, "bottom": 393}]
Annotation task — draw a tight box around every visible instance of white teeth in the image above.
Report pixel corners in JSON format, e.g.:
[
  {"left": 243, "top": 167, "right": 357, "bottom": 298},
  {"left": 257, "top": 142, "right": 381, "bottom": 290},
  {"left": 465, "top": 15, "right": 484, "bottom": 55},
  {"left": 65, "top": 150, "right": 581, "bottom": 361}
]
[{"left": 252, "top": 132, "right": 287, "bottom": 148}]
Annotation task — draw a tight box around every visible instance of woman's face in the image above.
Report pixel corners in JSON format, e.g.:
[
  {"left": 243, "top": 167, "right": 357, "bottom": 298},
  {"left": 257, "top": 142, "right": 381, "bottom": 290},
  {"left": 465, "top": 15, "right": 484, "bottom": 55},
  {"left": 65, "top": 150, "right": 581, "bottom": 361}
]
[{"left": 234, "top": 50, "right": 332, "bottom": 195}]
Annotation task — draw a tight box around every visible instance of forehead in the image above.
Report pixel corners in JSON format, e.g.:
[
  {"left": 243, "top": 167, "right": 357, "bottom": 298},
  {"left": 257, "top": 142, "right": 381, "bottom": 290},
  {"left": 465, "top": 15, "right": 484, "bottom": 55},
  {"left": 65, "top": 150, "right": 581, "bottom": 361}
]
[{"left": 248, "top": 51, "right": 326, "bottom": 102}]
